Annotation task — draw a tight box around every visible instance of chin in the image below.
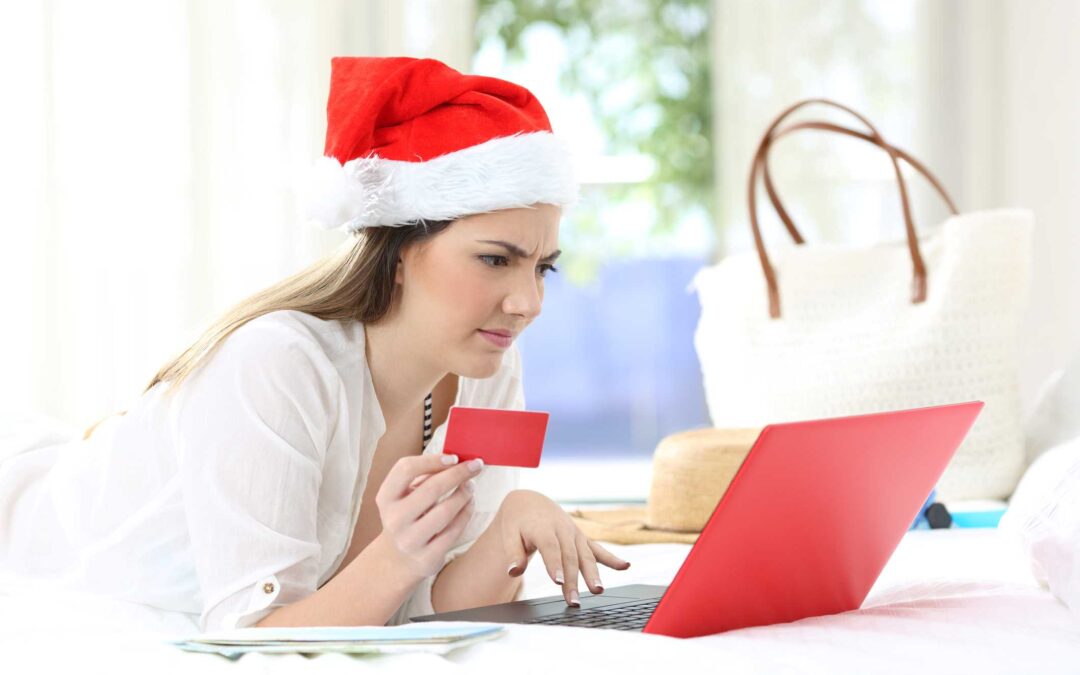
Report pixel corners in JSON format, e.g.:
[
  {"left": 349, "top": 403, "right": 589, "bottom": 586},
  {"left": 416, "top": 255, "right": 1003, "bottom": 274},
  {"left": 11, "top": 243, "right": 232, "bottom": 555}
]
[{"left": 459, "top": 353, "right": 505, "bottom": 380}]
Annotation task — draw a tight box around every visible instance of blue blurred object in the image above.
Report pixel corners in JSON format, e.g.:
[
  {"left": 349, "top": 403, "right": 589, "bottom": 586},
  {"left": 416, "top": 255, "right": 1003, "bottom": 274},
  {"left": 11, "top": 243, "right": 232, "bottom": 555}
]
[
  {"left": 910, "top": 488, "right": 955, "bottom": 529},
  {"left": 949, "top": 504, "right": 1007, "bottom": 528},
  {"left": 910, "top": 489, "right": 938, "bottom": 530},
  {"left": 518, "top": 255, "right": 711, "bottom": 460}
]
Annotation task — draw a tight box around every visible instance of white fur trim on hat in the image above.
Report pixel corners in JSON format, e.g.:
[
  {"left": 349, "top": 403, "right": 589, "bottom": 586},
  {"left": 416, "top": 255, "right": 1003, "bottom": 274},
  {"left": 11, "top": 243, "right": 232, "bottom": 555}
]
[{"left": 299, "top": 131, "right": 580, "bottom": 232}]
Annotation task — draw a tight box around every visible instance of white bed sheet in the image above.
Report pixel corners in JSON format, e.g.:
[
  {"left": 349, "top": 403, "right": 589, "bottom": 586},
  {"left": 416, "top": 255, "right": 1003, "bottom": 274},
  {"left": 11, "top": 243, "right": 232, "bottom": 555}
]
[{"left": 1, "top": 527, "right": 1077, "bottom": 674}]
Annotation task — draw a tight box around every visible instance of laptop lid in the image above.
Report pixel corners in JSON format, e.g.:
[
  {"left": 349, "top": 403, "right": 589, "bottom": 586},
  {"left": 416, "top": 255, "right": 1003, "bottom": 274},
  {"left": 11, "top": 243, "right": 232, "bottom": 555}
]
[{"left": 643, "top": 401, "right": 984, "bottom": 638}]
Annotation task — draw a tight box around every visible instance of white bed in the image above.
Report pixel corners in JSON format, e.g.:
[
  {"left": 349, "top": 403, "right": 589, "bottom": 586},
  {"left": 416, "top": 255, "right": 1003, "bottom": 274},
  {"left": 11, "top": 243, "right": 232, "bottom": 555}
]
[
  {"left": 2, "top": 525, "right": 1077, "bottom": 674},
  {"left": 5, "top": 380, "right": 1080, "bottom": 674}
]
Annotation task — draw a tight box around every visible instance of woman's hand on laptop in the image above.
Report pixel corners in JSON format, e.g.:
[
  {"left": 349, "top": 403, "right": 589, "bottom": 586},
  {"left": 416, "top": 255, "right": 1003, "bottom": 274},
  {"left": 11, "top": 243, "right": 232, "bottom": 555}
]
[{"left": 497, "top": 489, "right": 631, "bottom": 607}]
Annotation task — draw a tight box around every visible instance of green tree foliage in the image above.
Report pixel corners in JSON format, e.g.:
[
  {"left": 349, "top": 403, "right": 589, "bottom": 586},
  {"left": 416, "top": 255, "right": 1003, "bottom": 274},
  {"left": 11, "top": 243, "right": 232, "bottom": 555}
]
[{"left": 475, "top": 0, "right": 714, "bottom": 284}]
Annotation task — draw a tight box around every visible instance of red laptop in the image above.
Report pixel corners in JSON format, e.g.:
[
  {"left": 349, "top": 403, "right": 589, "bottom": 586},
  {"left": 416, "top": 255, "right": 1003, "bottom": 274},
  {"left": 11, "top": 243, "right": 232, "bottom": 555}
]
[{"left": 410, "top": 401, "right": 984, "bottom": 638}]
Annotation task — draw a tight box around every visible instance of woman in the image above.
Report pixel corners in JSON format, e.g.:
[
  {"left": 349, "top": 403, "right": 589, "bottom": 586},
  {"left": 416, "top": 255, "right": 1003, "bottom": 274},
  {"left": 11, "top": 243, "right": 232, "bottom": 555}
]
[{"left": 0, "top": 56, "right": 630, "bottom": 632}]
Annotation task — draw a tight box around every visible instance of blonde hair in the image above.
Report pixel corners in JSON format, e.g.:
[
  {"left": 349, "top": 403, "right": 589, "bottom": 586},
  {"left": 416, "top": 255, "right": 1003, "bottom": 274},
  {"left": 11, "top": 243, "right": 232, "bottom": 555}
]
[{"left": 81, "top": 219, "right": 456, "bottom": 441}]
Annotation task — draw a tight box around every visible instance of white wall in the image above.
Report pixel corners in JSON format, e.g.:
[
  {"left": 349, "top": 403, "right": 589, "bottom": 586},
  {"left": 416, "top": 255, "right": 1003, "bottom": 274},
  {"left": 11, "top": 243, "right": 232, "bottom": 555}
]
[{"left": 917, "top": 0, "right": 1080, "bottom": 415}]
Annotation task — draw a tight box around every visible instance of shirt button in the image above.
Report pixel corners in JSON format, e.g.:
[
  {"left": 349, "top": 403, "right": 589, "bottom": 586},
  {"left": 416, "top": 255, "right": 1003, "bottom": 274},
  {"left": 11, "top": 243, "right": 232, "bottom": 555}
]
[{"left": 263, "top": 582, "right": 276, "bottom": 594}]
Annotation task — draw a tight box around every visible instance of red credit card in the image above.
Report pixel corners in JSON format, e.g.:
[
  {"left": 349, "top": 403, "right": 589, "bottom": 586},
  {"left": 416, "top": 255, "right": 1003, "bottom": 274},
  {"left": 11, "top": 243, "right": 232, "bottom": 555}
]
[{"left": 442, "top": 406, "right": 549, "bottom": 468}]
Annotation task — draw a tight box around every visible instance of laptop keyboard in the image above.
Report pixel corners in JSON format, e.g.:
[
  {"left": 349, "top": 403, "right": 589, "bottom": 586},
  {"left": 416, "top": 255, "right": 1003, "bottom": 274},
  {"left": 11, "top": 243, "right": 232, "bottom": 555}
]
[{"left": 522, "top": 597, "right": 660, "bottom": 631}]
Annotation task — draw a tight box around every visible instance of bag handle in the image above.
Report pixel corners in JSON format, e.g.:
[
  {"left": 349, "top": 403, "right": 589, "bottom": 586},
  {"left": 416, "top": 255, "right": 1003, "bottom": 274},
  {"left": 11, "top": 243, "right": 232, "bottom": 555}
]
[
  {"left": 746, "top": 98, "right": 954, "bottom": 319},
  {"left": 762, "top": 120, "right": 959, "bottom": 242}
]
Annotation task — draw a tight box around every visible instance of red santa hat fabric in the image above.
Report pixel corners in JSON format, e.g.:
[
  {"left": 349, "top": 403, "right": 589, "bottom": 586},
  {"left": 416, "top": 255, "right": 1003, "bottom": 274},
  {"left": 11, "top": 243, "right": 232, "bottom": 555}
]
[{"left": 300, "top": 56, "right": 580, "bottom": 233}]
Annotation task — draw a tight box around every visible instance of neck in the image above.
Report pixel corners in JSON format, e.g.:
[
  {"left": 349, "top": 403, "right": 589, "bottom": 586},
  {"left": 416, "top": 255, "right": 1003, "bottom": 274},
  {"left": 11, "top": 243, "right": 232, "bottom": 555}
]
[{"left": 363, "top": 317, "right": 445, "bottom": 428}]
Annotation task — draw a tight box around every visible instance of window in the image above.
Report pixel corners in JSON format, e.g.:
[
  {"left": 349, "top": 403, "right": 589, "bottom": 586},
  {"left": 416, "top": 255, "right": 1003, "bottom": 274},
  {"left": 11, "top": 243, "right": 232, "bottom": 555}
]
[{"left": 473, "top": 1, "right": 715, "bottom": 502}]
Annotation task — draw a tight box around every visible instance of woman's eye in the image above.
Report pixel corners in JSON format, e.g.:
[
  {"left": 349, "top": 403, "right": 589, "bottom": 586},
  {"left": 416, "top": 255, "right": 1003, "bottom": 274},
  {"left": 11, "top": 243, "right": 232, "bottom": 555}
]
[{"left": 479, "top": 255, "right": 559, "bottom": 278}]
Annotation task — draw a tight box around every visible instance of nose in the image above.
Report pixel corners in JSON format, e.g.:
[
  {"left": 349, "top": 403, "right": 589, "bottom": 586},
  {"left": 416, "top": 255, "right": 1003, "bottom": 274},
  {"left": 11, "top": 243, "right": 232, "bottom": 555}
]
[{"left": 502, "top": 267, "right": 544, "bottom": 321}]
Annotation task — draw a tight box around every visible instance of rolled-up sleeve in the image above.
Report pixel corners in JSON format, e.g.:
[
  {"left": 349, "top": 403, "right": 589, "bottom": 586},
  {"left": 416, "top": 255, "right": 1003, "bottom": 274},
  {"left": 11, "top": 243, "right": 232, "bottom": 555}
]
[
  {"left": 389, "top": 342, "right": 526, "bottom": 624},
  {"left": 168, "top": 319, "right": 342, "bottom": 632}
]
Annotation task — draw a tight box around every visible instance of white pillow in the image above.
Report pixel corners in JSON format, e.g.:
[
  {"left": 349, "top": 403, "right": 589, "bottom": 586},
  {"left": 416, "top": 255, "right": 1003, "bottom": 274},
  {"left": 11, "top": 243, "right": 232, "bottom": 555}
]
[
  {"left": 1000, "top": 438, "right": 1080, "bottom": 623},
  {"left": 1024, "top": 350, "right": 1080, "bottom": 465}
]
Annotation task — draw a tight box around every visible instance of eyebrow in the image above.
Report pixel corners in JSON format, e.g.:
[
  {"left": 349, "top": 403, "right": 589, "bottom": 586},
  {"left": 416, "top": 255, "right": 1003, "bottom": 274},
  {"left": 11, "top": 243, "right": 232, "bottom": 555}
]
[{"left": 476, "top": 240, "right": 562, "bottom": 263}]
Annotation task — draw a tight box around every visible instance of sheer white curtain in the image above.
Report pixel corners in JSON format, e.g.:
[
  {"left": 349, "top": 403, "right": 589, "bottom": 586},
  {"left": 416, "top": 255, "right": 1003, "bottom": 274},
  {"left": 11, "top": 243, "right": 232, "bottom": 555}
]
[
  {"left": 916, "top": 0, "right": 1080, "bottom": 424},
  {"left": 0, "top": 0, "right": 476, "bottom": 431},
  {"left": 711, "top": 0, "right": 1080, "bottom": 420}
]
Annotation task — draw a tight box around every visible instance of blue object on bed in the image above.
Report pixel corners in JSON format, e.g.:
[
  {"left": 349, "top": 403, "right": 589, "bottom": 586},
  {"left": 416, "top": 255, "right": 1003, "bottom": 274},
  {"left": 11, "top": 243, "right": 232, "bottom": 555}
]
[
  {"left": 948, "top": 507, "right": 1007, "bottom": 528},
  {"left": 910, "top": 489, "right": 952, "bottom": 529},
  {"left": 910, "top": 490, "right": 1007, "bottom": 529}
]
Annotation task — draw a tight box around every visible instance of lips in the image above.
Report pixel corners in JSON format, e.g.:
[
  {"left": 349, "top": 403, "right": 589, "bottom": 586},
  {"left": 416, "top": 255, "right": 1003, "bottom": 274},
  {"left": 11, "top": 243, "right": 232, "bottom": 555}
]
[
  {"left": 478, "top": 329, "right": 514, "bottom": 348},
  {"left": 480, "top": 329, "right": 514, "bottom": 338}
]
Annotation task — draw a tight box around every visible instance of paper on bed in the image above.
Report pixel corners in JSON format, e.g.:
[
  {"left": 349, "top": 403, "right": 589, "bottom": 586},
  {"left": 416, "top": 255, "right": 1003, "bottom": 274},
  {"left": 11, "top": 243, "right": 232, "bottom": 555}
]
[
  {"left": 168, "top": 622, "right": 505, "bottom": 659},
  {"left": 183, "top": 622, "right": 503, "bottom": 644}
]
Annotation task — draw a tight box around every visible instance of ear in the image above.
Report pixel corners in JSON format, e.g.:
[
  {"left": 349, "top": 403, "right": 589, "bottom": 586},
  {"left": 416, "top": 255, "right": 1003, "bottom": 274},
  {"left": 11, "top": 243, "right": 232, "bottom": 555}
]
[
  {"left": 394, "top": 241, "right": 412, "bottom": 286},
  {"left": 395, "top": 237, "right": 427, "bottom": 286}
]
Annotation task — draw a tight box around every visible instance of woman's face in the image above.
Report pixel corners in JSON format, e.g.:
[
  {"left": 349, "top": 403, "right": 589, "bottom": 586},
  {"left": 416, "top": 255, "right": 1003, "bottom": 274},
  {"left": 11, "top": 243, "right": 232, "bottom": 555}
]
[{"left": 394, "top": 203, "right": 562, "bottom": 378}]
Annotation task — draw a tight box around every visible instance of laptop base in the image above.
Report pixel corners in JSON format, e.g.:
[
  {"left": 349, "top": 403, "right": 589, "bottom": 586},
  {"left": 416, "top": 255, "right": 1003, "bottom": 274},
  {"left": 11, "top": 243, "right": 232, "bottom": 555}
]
[{"left": 409, "top": 583, "right": 667, "bottom": 630}]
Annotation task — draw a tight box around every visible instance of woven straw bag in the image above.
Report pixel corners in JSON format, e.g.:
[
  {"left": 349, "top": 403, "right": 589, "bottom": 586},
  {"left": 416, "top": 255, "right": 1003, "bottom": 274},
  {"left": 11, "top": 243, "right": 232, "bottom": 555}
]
[{"left": 688, "top": 99, "right": 1033, "bottom": 500}]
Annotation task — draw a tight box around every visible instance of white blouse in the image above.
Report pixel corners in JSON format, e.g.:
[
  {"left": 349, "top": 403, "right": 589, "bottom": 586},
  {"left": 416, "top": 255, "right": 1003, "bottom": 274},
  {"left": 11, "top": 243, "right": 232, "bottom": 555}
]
[{"left": 0, "top": 309, "right": 524, "bottom": 632}]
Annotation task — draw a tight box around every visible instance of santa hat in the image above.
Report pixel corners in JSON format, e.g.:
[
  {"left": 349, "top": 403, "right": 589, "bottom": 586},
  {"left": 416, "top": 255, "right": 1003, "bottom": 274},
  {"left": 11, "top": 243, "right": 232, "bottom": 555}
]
[{"left": 299, "top": 56, "right": 580, "bottom": 233}]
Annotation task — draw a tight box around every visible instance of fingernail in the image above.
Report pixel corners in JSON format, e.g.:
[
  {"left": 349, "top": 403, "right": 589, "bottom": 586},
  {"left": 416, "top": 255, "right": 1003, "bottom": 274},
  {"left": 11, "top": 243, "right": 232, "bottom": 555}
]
[
  {"left": 569, "top": 589, "right": 579, "bottom": 606},
  {"left": 592, "top": 579, "right": 604, "bottom": 591},
  {"left": 442, "top": 454, "right": 459, "bottom": 465},
  {"left": 468, "top": 458, "right": 484, "bottom": 472},
  {"left": 463, "top": 479, "right": 476, "bottom": 493},
  {"left": 507, "top": 563, "right": 520, "bottom": 576},
  {"left": 554, "top": 569, "right": 563, "bottom": 584}
]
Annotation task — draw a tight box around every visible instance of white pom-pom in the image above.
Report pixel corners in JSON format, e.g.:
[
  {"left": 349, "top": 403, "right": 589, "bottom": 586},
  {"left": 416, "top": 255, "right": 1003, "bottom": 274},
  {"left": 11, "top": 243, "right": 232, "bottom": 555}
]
[{"left": 298, "top": 155, "right": 393, "bottom": 232}]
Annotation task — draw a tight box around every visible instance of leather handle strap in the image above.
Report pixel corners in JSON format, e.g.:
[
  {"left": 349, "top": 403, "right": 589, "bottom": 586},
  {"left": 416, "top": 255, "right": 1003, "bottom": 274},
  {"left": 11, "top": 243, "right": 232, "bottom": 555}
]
[
  {"left": 746, "top": 98, "right": 943, "bottom": 319},
  {"left": 762, "top": 120, "right": 959, "bottom": 241}
]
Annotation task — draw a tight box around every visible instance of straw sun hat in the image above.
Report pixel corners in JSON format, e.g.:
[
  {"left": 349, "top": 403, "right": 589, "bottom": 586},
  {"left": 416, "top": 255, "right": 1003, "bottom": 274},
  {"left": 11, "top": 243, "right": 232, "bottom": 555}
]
[{"left": 567, "top": 427, "right": 763, "bottom": 545}]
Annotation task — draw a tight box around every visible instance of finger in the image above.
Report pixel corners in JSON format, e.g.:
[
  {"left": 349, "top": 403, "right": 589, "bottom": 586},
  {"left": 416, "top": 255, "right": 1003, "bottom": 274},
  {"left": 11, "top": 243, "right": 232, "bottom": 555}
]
[
  {"left": 400, "top": 458, "right": 483, "bottom": 522},
  {"left": 385, "top": 453, "right": 460, "bottom": 500},
  {"left": 555, "top": 526, "right": 581, "bottom": 606},
  {"left": 410, "top": 479, "right": 476, "bottom": 545},
  {"left": 407, "top": 472, "right": 434, "bottom": 492},
  {"left": 536, "top": 532, "right": 564, "bottom": 587},
  {"left": 588, "top": 539, "right": 631, "bottom": 570},
  {"left": 508, "top": 541, "right": 539, "bottom": 578},
  {"left": 575, "top": 531, "right": 604, "bottom": 594},
  {"left": 504, "top": 522, "right": 529, "bottom": 578},
  {"left": 426, "top": 491, "right": 475, "bottom": 549}
]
